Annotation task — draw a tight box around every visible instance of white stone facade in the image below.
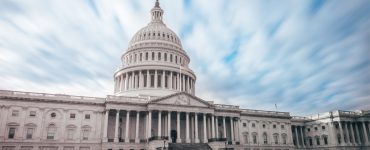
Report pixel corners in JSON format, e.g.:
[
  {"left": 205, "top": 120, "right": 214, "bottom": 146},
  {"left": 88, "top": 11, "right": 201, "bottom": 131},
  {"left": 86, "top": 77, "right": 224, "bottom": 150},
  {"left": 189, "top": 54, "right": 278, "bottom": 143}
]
[{"left": 1, "top": 1, "right": 370, "bottom": 150}]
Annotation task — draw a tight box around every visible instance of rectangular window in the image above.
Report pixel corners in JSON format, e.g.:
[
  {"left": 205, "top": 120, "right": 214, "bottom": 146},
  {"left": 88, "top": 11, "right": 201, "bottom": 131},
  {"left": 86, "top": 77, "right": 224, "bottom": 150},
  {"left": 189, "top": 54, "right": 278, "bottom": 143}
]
[
  {"left": 243, "top": 123, "right": 247, "bottom": 127},
  {"left": 85, "top": 114, "right": 90, "bottom": 119},
  {"left": 322, "top": 126, "right": 326, "bottom": 130},
  {"left": 70, "top": 114, "right": 75, "bottom": 119},
  {"left": 8, "top": 127, "right": 15, "bottom": 139},
  {"left": 47, "top": 132, "right": 55, "bottom": 140},
  {"left": 26, "top": 128, "right": 33, "bottom": 139},
  {"left": 281, "top": 125, "right": 285, "bottom": 129},
  {"left": 12, "top": 110, "right": 19, "bottom": 117},
  {"left": 29, "top": 111, "right": 36, "bottom": 117},
  {"left": 252, "top": 123, "right": 255, "bottom": 128},
  {"left": 82, "top": 129, "right": 89, "bottom": 140}
]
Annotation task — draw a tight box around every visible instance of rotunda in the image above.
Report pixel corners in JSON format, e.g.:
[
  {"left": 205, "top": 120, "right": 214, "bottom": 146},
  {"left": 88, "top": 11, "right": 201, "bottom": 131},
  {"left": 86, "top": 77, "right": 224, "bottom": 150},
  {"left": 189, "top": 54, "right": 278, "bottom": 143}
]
[{"left": 113, "top": 0, "right": 196, "bottom": 97}]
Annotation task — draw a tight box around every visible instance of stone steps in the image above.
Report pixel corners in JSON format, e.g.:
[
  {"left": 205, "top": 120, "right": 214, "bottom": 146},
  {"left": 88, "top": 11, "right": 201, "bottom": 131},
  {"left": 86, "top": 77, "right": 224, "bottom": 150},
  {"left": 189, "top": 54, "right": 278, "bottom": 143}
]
[{"left": 168, "top": 143, "right": 212, "bottom": 150}]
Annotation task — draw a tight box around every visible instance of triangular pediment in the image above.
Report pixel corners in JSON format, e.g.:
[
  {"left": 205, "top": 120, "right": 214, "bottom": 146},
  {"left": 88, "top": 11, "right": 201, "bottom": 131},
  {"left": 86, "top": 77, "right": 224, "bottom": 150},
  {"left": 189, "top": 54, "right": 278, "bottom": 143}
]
[{"left": 150, "top": 92, "right": 211, "bottom": 107}]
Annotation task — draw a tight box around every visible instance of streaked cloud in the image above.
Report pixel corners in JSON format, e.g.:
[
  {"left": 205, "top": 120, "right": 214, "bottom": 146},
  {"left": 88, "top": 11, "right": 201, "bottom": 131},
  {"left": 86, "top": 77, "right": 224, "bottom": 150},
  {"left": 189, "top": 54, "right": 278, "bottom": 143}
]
[{"left": 0, "top": 0, "right": 369, "bottom": 116}]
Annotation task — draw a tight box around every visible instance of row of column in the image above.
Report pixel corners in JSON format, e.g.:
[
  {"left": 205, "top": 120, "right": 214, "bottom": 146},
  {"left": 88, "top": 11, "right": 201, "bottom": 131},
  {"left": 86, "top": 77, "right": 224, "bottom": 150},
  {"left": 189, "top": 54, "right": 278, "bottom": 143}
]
[
  {"left": 336, "top": 121, "right": 369, "bottom": 145},
  {"left": 293, "top": 126, "right": 306, "bottom": 147},
  {"left": 102, "top": 109, "right": 239, "bottom": 143},
  {"left": 114, "top": 70, "right": 195, "bottom": 94}
]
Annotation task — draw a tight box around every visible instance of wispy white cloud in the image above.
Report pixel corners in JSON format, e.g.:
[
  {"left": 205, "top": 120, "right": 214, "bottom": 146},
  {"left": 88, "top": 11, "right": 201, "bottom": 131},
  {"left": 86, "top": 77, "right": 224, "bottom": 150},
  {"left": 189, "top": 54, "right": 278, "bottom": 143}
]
[{"left": 0, "top": 0, "right": 369, "bottom": 116}]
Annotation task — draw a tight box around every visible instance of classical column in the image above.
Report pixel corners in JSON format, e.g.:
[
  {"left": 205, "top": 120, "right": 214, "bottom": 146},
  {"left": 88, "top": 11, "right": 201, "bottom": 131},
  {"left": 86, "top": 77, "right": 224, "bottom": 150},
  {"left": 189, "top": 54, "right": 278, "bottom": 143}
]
[
  {"left": 125, "top": 111, "right": 130, "bottom": 143},
  {"left": 230, "top": 117, "right": 235, "bottom": 143},
  {"left": 203, "top": 114, "right": 208, "bottom": 143},
  {"left": 177, "top": 112, "right": 181, "bottom": 143},
  {"left": 114, "top": 110, "right": 120, "bottom": 142},
  {"left": 350, "top": 123, "right": 356, "bottom": 144},
  {"left": 223, "top": 117, "right": 226, "bottom": 139},
  {"left": 154, "top": 70, "right": 158, "bottom": 88},
  {"left": 211, "top": 115, "right": 215, "bottom": 138},
  {"left": 215, "top": 116, "right": 219, "bottom": 138},
  {"left": 295, "top": 126, "right": 300, "bottom": 147},
  {"left": 354, "top": 122, "right": 360, "bottom": 144},
  {"left": 344, "top": 122, "right": 350, "bottom": 144},
  {"left": 148, "top": 111, "right": 152, "bottom": 138},
  {"left": 329, "top": 121, "right": 338, "bottom": 145},
  {"left": 158, "top": 111, "right": 162, "bottom": 137},
  {"left": 135, "top": 111, "right": 140, "bottom": 143},
  {"left": 362, "top": 122, "right": 369, "bottom": 144},
  {"left": 195, "top": 113, "right": 199, "bottom": 143},
  {"left": 162, "top": 71, "right": 165, "bottom": 89},
  {"left": 103, "top": 109, "right": 109, "bottom": 142},
  {"left": 186, "top": 112, "right": 190, "bottom": 143},
  {"left": 139, "top": 71, "right": 143, "bottom": 89},
  {"left": 300, "top": 126, "right": 305, "bottom": 147},
  {"left": 168, "top": 112, "right": 172, "bottom": 142},
  {"left": 339, "top": 122, "right": 345, "bottom": 145},
  {"left": 170, "top": 71, "right": 173, "bottom": 89},
  {"left": 146, "top": 70, "right": 150, "bottom": 88}
]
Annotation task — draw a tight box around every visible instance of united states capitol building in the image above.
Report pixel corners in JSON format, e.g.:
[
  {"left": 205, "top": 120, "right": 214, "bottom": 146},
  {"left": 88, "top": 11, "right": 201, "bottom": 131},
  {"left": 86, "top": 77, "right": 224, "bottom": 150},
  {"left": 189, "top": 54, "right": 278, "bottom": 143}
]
[{"left": 1, "top": 1, "right": 370, "bottom": 150}]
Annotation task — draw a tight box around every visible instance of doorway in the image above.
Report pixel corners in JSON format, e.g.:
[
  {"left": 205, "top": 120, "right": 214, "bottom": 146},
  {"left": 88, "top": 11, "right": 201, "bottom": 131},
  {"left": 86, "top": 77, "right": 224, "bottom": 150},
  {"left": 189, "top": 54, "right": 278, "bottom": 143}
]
[{"left": 170, "top": 130, "right": 177, "bottom": 143}]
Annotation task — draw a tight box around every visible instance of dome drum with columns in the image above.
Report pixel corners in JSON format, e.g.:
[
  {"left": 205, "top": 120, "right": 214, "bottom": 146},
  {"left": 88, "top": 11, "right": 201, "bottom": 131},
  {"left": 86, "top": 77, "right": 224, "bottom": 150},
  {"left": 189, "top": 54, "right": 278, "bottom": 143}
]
[{"left": 113, "top": 0, "right": 196, "bottom": 97}]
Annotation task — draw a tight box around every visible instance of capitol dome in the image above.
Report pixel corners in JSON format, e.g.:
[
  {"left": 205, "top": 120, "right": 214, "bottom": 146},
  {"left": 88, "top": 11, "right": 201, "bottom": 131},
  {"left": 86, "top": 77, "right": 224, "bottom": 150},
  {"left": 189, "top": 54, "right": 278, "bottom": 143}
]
[{"left": 113, "top": 0, "right": 196, "bottom": 97}]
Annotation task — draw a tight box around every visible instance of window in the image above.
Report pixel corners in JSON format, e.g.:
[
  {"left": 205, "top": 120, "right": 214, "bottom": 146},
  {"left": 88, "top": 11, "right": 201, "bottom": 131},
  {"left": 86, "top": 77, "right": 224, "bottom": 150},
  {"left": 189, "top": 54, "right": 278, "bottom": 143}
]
[
  {"left": 252, "top": 123, "right": 255, "bottom": 128},
  {"left": 309, "top": 137, "right": 313, "bottom": 146},
  {"left": 282, "top": 134, "right": 287, "bottom": 144},
  {"left": 324, "top": 136, "right": 328, "bottom": 145},
  {"left": 47, "top": 124, "right": 56, "bottom": 140},
  {"left": 243, "top": 132, "right": 249, "bottom": 144},
  {"left": 281, "top": 125, "right": 285, "bottom": 129},
  {"left": 273, "top": 124, "right": 276, "bottom": 129},
  {"left": 170, "top": 54, "right": 173, "bottom": 62},
  {"left": 29, "top": 111, "right": 36, "bottom": 117},
  {"left": 314, "top": 127, "right": 318, "bottom": 131},
  {"left": 273, "top": 133, "right": 279, "bottom": 144},
  {"left": 70, "top": 114, "right": 75, "bottom": 119},
  {"left": 12, "top": 110, "right": 19, "bottom": 117},
  {"left": 263, "top": 133, "right": 268, "bottom": 144},
  {"left": 243, "top": 123, "right": 247, "bottom": 127},
  {"left": 307, "top": 128, "right": 311, "bottom": 132},
  {"left": 8, "top": 127, "right": 15, "bottom": 139},
  {"left": 322, "top": 126, "right": 326, "bottom": 130},
  {"left": 158, "top": 53, "right": 161, "bottom": 61},
  {"left": 140, "top": 53, "right": 142, "bottom": 61},
  {"left": 50, "top": 113, "right": 56, "bottom": 118},
  {"left": 82, "top": 126, "right": 91, "bottom": 140},
  {"left": 85, "top": 114, "right": 90, "bottom": 119},
  {"left": 262, "top": 124, "right": 266, "bottom": 128},
  {"left": 145, "top": 52, "right": 148, "bottom": 60},
  {"left": 252, "top": 133, "right": 257, "bottom": 144},
  {"left": 26, "top": 128, "right": 33, "bottom": 139},
  {"left": 152, "top": 52, "right": 155, "bottom": 60},
  {"left": 67, "top": 129, "right": 74, "bottom": 140},
  {"left": 164, "top": 53, "right": 167, "bottom": 61},
  {"left": 316, "top": 137, "right": 320, "bottom": 145},
  {"left": 337, "top": 134, "right": 341, "bottom": 144}
]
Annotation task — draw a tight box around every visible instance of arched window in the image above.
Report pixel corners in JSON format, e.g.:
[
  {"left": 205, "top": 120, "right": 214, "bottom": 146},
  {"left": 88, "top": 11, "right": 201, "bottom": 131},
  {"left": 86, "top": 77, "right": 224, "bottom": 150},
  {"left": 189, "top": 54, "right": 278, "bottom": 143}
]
[
  {"left": 243, "top": 132, "right": 249, "bottom": 144},
  {"left": 170, "top": 54, "right": 173, "bottom": 62},
  {"left": 66, "top": 125, "right": 76, "bottom": 140},
  {"left": 308, "top": 136, "right": 313, "bottom": 146},
  {"left": 152, "top": 52, "right": 155, "bottom": 60},
  {"left": 273, "top": 133, "right": 279, "bottom": 144},
  {"left": 140, "top": 53, "right": 142, "bottom": 61},
  {"left": 134, "top": 54, "right": 137, "bottom": 62},
  {"left": 252, "top": 132, "right": 258, "bottom": 144},
  {"left": 158, "top": 52, "right": 161, "bottom": 61},
  {"left": 263, "top": 132, "right": 268, "bottom": 144},
  {"left": 82, "top": 126, "right": 91, "bottom": 140},
  {"left": 47, "top": 124, "right": 57, "bottom": 140},
  {"left": 164, "top": 53, "right": 167, "bottom": 61},
  {"left": 282, "top": 133, "right": 287, "bottom": 144},
  {"left": 315, "top": 136, "right": 320, "bottom": 145},
  {"left": 323, "top": 135, "right": 328, "bottom": 145}
]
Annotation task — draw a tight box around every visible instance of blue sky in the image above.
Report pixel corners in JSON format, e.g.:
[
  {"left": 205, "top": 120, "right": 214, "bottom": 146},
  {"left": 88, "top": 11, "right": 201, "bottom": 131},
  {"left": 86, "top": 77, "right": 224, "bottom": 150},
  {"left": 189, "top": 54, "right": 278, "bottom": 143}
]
[{"left": 0, "top": 0, "right": 370, "bottom": 116}]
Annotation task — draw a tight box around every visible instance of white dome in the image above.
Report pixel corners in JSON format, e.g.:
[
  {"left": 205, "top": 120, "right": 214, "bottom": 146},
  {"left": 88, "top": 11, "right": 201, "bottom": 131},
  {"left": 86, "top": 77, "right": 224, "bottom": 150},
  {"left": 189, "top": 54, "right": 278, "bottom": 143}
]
[{"left": 128, "top": 23, "right": 183, "bottom": 49}]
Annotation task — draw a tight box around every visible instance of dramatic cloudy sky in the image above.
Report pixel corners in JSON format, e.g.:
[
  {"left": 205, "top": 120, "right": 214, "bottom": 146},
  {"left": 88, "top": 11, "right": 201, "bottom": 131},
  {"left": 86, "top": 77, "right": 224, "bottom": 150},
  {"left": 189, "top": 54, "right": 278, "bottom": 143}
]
[{"left": 1, "top": 0, "right": 370, "bottom": 116}]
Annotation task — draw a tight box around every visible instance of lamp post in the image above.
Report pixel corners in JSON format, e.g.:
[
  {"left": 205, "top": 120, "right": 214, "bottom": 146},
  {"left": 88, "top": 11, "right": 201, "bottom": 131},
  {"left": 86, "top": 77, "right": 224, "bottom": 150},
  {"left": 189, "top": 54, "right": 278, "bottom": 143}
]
[{"left": 163, "top": 140, "right": 167, "bottom": 150}]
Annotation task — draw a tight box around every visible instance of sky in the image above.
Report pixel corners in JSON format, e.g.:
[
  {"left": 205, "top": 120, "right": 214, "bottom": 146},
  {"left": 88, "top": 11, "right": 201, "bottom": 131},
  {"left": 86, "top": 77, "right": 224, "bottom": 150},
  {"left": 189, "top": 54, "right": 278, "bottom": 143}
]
[{"left": 0, "top": 0, "right": 370, "bottom": 116}]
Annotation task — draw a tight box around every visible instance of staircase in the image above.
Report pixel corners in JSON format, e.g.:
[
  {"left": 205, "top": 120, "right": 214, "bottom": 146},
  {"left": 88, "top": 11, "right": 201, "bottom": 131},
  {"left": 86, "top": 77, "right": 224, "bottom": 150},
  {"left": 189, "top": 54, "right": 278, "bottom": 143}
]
[{"left": 168, "top": 143, "right": 212, "bottom": 150}]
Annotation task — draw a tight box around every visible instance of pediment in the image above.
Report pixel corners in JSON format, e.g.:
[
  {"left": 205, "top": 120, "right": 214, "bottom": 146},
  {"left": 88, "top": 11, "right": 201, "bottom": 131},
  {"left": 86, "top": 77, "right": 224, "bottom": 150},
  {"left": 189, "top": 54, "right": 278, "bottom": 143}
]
[{"left": 150, "top": 92, "right": 211, "bottom": 107}]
